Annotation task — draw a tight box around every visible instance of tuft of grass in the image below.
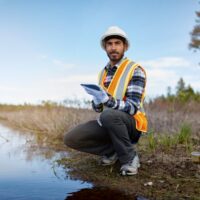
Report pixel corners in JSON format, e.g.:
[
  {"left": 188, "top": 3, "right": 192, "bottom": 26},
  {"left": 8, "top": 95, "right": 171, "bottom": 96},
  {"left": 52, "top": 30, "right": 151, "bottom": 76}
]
[
  {"left": 158, "top": 134, "right": 177, "bottom": 151},
  {"left": 177, "top": 123, "right": 193, "bottom": 151},
  {"left": 146, "top": 131, "right": 157, "bottom": 152},
  {"left": 140, "top": 124, "right": 194, "bottom": 153},
  {"left": 177, "top": 123, "right": 192, "bottom": 144}
]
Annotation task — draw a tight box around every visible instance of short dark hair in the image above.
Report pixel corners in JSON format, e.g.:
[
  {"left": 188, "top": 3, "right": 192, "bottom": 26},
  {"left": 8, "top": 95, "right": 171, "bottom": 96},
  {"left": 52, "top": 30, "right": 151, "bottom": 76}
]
[{"left": 104, "top": 35, "right": 126, "bottom": 44}]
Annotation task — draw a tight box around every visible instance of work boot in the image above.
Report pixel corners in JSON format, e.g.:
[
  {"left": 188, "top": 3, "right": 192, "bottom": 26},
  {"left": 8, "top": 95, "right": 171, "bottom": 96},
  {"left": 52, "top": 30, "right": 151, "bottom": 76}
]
[
  {"left": 120, "top": 154, "right": 140, "bottom": 176},
  {"left": 100, "top": 153, "right": 118, "bottom": 166}
]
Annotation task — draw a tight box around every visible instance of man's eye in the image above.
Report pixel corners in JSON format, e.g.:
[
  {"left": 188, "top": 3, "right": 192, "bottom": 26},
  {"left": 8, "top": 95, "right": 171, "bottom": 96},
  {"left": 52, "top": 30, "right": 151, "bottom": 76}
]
[{"left": 116, "top": 42, "right": 121, "bottom": 45}]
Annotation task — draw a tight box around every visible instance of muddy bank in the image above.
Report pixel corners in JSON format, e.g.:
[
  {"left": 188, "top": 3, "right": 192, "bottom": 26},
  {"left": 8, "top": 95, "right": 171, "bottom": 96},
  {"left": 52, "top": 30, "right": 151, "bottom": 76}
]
[{"left": 57, "top": 147, "right": 200, "bottom": 200}]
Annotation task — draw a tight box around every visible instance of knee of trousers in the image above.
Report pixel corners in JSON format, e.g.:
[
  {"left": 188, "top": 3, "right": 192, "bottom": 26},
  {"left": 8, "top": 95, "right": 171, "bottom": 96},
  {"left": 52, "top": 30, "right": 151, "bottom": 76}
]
[
  {"left": 63, "top": 131, "right": 76, "bottom": 148},
  {"left": 100, "top": 109, "right": 119, "bottom": 127}
]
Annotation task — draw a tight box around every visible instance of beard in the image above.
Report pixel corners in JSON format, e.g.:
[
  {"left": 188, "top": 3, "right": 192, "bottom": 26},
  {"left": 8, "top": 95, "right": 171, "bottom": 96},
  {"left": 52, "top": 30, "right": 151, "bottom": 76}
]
[{"left": 107, "top": 51, "right": 124, "bottom": 64}]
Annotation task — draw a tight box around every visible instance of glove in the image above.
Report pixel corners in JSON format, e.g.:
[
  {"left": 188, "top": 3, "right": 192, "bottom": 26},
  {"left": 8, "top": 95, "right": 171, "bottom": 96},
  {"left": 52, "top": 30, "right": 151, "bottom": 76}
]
[
  {"left": 81, "top": 84, "right": 109, "bottom": 104},
  {"left": 93, "top": 96, "right": 102, "bottom": 105}
]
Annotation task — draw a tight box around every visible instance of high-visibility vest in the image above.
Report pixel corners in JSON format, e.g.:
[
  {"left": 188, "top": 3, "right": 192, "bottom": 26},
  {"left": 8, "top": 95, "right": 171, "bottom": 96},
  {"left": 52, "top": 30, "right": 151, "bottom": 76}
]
[{"left": 98, "top": 58, "right": 148, "bottom": 133}]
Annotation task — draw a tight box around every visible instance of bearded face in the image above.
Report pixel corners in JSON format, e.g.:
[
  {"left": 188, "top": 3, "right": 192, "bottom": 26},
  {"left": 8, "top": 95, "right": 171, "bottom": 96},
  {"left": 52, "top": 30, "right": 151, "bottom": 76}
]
[{"left": 105, "top": 38, "right": 127, "bottom": 65}]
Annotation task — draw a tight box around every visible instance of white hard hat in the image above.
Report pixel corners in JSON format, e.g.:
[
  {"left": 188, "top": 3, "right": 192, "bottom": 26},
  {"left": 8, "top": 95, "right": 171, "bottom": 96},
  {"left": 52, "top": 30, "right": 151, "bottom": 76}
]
[{"left": 100, "top": 26, "right": 130, "bottom": 50}]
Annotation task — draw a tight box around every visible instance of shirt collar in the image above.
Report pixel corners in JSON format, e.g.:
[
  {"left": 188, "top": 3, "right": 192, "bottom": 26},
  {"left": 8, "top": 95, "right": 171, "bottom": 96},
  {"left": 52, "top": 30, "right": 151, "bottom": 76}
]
[{"left": 105, "top": 57, "right": 127, "bottom": 70}]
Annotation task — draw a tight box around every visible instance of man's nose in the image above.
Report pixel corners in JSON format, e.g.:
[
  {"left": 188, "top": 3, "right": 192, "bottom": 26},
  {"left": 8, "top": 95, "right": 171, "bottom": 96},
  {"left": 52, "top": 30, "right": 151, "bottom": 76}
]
[{"left": 111, "top": 44, "right": 117, "bottom": 50}]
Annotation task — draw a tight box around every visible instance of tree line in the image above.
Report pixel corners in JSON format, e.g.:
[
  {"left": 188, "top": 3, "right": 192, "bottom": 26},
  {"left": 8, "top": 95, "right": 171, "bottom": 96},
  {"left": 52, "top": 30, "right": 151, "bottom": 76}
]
[{"left": 162, "top": 78, "right": 200, "bottom": 102}]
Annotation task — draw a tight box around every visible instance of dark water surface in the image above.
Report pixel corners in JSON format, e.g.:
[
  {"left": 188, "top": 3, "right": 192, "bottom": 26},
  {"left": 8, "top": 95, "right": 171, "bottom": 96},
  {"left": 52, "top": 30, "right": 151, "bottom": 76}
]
[
  {"left": 0, "top": 125, "right": 92, "bottom": 200},
  {"left": 0, "top": 125, "right": 148, "bottom": 200}
]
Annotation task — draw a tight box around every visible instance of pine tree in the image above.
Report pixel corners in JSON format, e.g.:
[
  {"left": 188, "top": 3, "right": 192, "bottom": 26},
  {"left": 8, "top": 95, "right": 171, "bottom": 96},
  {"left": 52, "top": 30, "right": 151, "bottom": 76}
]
[
  {"left": 189, "top": 3, "right": 200, "bottom": 51},
  {"left": 176, "top": 78, "right": 185, "bottom": 95}
]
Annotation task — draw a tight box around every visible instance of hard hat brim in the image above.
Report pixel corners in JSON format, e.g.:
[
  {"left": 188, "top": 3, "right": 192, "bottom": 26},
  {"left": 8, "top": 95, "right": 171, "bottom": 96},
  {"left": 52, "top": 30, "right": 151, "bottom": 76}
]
[{"left": 101, "top": 34, "right": 130, "bottom": 50}]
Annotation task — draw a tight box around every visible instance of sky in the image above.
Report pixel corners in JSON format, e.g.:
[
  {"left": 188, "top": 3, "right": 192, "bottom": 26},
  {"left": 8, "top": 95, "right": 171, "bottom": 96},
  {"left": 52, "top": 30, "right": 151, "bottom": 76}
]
[{"left": 0, "top": 0, "right": 200, "bottom": 104}]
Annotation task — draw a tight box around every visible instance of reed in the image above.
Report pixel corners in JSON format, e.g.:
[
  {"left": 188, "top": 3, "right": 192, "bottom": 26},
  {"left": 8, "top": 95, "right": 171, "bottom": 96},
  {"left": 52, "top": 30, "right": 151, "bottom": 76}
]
[{"left": 0, "top": 103, "right": 97, "bottom": 148}]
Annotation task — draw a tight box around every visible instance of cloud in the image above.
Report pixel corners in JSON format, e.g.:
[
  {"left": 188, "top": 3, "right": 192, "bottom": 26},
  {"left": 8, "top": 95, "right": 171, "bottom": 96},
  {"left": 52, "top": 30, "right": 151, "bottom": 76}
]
[
  {"left": 51, "top": 74, "right": 97, "bottom": 83},
  {"left": 145, "top": 68, "right": 178, "bottom": 97},
  {"left": 0, "top": 77, "right": 93, "bottom": 104},
  {"left": 24, "top": 74, "right": 98, "bottom": 102},
  {"left": 0, "top": 86, "right": 21, "bottom": 92},
  {"left": 139, "top": 57, "right": 191, "bottom": 97},
  {"left": 183, "top": 75, "right": 200, "bottom": 91},
  {"left": 191, "top": 81, "right": 200, "bottom": 91},
  {"left": 140, "top": 57, "right": 190, "bottom": 68},
  {"left": 0, "top": 56, "right": 198, "bottom": 104}
]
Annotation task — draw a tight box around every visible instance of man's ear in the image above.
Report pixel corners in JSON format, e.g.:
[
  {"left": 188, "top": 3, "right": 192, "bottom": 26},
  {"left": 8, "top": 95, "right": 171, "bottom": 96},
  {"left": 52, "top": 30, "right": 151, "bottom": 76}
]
[{"left": 124, "top": 43, "right": 128, "bottom": 51}]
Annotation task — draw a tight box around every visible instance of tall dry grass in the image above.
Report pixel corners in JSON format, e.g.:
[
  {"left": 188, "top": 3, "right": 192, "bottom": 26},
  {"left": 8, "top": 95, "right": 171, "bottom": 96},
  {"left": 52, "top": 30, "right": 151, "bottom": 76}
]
[
  {"left": 0, "top": 104, "right": 97, "bottom": 147},
  {"left": 145, "top": 99, "right": 200, "bottom": 137},
  {"left": 0, "top": 99, "right": 199, "bottom": 149}
]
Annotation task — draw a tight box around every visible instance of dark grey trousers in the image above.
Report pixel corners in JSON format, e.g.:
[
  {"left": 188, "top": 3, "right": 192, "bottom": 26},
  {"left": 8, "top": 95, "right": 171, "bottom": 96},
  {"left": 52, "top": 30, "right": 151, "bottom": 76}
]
[{"left": 64, "top": 108, "right": 141, "bottom": 164}]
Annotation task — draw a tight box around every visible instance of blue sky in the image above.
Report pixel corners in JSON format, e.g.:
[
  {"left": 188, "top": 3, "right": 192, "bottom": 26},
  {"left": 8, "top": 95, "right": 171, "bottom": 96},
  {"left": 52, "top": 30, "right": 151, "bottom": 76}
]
[{"left": 0, "top": 0, "right": 199, "bottom": 104}]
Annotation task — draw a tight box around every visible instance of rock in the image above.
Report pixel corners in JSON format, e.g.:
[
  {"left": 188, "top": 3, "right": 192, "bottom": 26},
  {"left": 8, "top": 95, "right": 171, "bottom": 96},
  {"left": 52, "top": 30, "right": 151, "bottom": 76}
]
[{"left": 144, "top": 181, "right": 153, "bottom": 186}]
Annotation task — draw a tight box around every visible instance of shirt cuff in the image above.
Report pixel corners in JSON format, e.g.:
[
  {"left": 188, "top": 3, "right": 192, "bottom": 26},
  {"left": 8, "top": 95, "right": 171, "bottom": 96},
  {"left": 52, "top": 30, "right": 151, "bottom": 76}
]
[
  {"left": 104, "top": 96, "right": 117, "bottom": 108},
  {"left": 92, "top": 101, "right": 103, "bottom": 113}
]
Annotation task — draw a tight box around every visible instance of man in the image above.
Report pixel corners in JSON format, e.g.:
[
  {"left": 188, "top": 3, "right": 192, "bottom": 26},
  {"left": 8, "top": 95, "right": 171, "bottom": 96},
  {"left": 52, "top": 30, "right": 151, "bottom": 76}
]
[{"left": 64, "top": 26, "right": 147, "bottom": 175}]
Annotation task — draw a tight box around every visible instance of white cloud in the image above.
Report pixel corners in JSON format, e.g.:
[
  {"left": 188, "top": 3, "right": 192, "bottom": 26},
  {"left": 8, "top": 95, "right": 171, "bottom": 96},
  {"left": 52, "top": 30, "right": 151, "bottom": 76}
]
[
  {"left": 183, "top": 75, "right": 200, "bottom": 91},
  {"left": 140, "top": 57, "right": 190, "bottom": 68},
  {"left": 0, "top": 73, "right": 98, "bottom": 104},
  {"left": 51, "top": 74, "right": 97, "bottom": 83},
  {"left": 0, "top": 86, "right": 21, "bottom": 92},
  {"left": 192, "top": 82, "right": 200, "bottom": 91},
  {"left": 0, "top": 56, "right": 199, "bottom": 104},
  {"left": 145, "top": 68, "right": 178, "bottom": 97},
  {"left": 140, "top": 56, "right": 200, "bottom": 97}
]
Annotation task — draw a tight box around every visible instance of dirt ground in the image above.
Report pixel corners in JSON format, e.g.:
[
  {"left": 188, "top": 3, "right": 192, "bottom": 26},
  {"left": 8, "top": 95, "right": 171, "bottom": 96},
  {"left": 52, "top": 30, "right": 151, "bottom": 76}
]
[{"left": 57, "top": 146, "right": 200, "bottom": 200}]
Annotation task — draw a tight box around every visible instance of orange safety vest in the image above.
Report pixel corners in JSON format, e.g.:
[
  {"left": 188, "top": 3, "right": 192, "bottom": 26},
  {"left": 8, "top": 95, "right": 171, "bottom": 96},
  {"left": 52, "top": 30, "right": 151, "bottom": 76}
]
[{"left": 98, "top": 58, "right": 148, "bottom": 133}]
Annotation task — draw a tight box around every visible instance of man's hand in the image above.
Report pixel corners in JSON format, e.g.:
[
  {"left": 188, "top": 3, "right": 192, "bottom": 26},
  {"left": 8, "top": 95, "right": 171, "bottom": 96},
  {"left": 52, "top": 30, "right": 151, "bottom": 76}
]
[{"left": 81, "top": 84, "right": 109, "bottom": 104}]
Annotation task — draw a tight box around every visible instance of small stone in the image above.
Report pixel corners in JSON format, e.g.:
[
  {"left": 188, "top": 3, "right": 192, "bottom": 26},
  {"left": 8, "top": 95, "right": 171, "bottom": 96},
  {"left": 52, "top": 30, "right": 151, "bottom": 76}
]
[
  {"left": 144, "top": 181, "right": 153, "bottom": 186},
  {"left": 147, "top": 160, "right": 153, "bottom": 164}
]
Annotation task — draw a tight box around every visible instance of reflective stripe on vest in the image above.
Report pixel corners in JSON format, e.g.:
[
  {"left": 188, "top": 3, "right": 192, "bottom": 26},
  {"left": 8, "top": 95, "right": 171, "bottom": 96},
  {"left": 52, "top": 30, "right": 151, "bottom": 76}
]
[{"left": 98, "top": 58, "right": 148, "bottom": 133}]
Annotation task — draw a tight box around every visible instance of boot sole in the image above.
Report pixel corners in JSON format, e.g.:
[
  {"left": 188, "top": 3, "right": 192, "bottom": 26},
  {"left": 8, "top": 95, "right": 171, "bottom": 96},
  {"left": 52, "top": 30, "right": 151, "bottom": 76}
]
[
  {"left": 120, "top": 170, "right": 138, "bottom": 176},
  {"left": 100, "top": 159, "right": 118, "bottom": 166}
]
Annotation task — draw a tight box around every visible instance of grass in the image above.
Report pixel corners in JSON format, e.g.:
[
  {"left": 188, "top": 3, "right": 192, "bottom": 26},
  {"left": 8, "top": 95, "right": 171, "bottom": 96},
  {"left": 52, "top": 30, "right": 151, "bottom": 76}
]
[
  {"left": 146, "top": 131, "right": 157, "bottom": 152},
  {"left": 177, "top": 123, "right": 192, "bottom": 144},
  {"left": 140, "top": 123, "right": 194, "bottom": 153}
]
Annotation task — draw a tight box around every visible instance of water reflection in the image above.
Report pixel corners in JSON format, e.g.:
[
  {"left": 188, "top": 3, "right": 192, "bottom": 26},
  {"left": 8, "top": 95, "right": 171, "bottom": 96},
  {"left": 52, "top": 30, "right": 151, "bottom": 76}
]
[
  {"left": 65, "top": 187, "right": 150, "bottom": 200},
  {"left": 0, "top": 124, "right": 149, "bottom": 200},
  {"left": 65, "top": 187, "right": 135, "bottom": 200},
  {"left": 0, "top": 124, "right": 91, "bottom": 200}
]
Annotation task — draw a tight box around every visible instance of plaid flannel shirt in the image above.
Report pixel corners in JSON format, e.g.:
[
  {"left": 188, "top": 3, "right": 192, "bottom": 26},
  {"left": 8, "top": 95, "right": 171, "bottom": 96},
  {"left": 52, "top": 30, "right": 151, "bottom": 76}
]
[{"left": 92, "top": 58, "right": 146, "bottom": 115}]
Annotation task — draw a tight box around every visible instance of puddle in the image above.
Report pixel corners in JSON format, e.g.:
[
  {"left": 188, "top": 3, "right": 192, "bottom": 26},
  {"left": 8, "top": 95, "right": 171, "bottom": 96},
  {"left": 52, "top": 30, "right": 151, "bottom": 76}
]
[
  {"left": 0, "top": 124, "right": 150, "bottom": 200},
  {"left": 0, "top": 124, "right": 91, "bottom": 200}
]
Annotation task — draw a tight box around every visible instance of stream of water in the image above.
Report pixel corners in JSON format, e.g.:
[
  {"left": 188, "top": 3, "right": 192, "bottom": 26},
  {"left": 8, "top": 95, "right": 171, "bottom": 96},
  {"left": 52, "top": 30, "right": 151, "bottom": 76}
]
[{"left": 0, "top": 124, "right": 92, "bottom": 200}]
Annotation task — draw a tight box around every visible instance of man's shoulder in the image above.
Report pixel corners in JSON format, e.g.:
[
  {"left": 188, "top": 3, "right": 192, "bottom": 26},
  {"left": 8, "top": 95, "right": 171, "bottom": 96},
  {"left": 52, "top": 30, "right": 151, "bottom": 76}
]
[
  {"left": 126, "top": 59, "right": 144, "bottom": 69},
  {"left": 127, "top": 58, "right": 140, "bottom": 66}
]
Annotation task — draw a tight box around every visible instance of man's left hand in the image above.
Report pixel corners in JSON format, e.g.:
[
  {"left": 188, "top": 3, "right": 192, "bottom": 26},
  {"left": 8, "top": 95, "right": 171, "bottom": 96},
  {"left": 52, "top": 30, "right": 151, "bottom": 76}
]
[{"left": 81, "top": 84, "right": 109, "bottom": 104}]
